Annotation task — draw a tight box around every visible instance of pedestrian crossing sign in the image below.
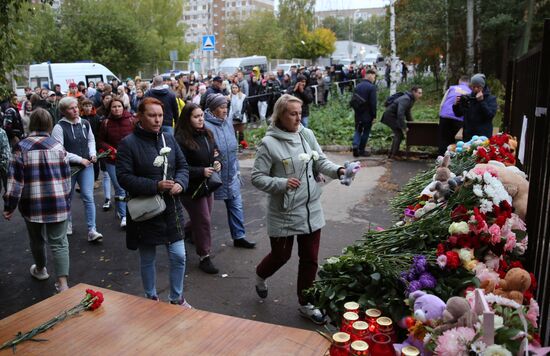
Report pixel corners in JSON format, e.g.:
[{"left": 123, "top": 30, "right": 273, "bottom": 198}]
[{"left": 202, "top": 35, "right": 215, "bottom": 51}]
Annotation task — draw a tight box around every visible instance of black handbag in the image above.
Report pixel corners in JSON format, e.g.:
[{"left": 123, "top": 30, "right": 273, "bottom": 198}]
[{"left": 206, "top": 171, "right": 222, "bottom": 191}]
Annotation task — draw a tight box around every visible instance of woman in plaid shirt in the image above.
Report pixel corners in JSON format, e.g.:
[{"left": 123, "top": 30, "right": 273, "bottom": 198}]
[{"left": 3, "top": 108, "right": 72, "bottom": 292}]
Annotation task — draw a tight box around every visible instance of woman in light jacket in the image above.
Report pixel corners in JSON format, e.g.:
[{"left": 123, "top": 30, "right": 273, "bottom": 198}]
[
  {"left": 251, "top": 94, "right": 345, "bottom": 325},
  {"left": 204, "top": 94, "right": 256, "bottom": 249},
  {"left": 227, "top": 83, "right": 247, "bottom": 149}
]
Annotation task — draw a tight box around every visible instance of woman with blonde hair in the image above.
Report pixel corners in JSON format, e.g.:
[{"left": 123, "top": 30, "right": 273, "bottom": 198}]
[{"left": 228, "top": 83, "right": 247, "bottom": 148}]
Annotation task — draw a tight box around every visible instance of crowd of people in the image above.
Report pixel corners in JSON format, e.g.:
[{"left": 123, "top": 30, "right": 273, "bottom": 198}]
[{"left": 0, "top": 61, "right": 497, "bottom": 324}]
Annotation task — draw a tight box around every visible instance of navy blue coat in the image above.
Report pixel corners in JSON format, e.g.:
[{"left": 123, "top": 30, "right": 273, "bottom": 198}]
[
  {"left": 145, "top": 87, "right": 179, "bottom": 128},
  {"left": 353, "top": 79, "right": 377, "bottom": 123},
  {"left": 116, "top": 124, "right": 189, "bottom": 249},
  {"left": 452, "top": 87, "right": 497, "bottom": 141}
]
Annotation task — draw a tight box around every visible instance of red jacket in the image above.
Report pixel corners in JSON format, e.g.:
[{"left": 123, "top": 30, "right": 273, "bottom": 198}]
[{"left": 98, "top": 111, "right": 135, "bottom": 163}]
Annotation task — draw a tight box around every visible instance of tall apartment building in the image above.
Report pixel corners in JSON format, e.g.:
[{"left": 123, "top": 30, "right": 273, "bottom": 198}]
[
  {"left": 183, "top": 0, "right": 274, "bottom": 56},
  {"left": 316, "top": 7, "right": 385, "bottom": 22}
]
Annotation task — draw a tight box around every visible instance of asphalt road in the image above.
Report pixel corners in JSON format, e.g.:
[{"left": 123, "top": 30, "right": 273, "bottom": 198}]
[{"left": 0, "top": 152, "right": 429, "bottom": 332}]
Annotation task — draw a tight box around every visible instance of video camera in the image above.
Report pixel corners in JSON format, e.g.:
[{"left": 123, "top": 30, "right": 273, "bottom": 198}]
[{"left": 459, "top": 94, "right": 476, "bottom": 109}]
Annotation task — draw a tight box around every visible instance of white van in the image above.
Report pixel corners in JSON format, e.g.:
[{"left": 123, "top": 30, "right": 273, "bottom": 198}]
[
  {"left": 218, "top": 56, "right": 268, "bottom": 75},
  {"left": 29, "top": 62, "right": 120, "bottom": 93}
]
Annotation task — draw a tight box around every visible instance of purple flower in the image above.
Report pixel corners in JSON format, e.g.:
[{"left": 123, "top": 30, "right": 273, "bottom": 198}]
[
  {"left": 407, "top": 280, "right": 422, "bottom": 294},
  {"left": 418, "top": 273, "right": 437, "bottom": 289},
  {"left": 412, "top": 255, "right": 427, "bottom": 274},
  {"left": 400, "top": 271, "right": 410, "bottom": 283}
]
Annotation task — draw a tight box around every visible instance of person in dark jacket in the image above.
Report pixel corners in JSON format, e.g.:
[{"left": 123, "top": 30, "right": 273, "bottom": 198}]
[
  {"left": 1, "top": 93, "right": 24, "bottom": 149},
  {"left": 381, "top": 86, "right": 423, "bottom": 159},
  {"left": 288, "top": 74, "right": 314, "bottom": 127},
  {"left": 199, "top": 76, "right": 223, "bottom": 110},
  {"left": 452, "top": 73, "right": 497, "bottom": 142},
  {"left": 98, "top": 98, "right": 135, "bottom": 229},
  {"left": 175, "top": 103, "right": 221, "bottom": 274},
  {"left": 145, "top": 75, "right": 179, "bottom": 135},
  {"left": 352, "top": 69, "right": 377, "bottom": 157},
  {"left": 116, "top": 97, "right": 190, "bottom": 307}
]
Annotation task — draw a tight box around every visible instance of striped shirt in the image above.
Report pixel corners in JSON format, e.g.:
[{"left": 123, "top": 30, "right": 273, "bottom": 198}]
[{"left": 3, "top": 132, "right": 71, "bottom": 223}]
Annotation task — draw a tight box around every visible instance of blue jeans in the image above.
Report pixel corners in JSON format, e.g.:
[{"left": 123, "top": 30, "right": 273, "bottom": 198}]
[
  {"left": 224, "top": 193, "right": 246, "bottom": 240},
  {"left": 161, "top": 126, "right": 174, "bottom": 135},
  {"left": 352, "top": 120, "right": 373, "bottom": 153},
  {"left": 138, "top": 240, "right": 186, "bottom": 302},
  {"left": 105, "top": 163, "right": 126, "bottom": 218},
  {"left": 301, "top": 116, "right": 309, "bottom": 128},
  {"left": 102, "top": 166, "right": 111, "bottom": 200},
  {"left": 70, "top": 165, "right": 96, "bottom": 232}
]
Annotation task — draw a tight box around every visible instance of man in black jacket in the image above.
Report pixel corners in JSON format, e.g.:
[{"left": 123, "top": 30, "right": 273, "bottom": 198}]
[
  {"left": 381, "top": 86, "right": 423, "bottom": 159},
  {"left": 145, "top": 75, "right": 179, "bottom": 134},
  {"left": 352, "top": 69, "right": 377, "bottom": 157},
  {"left": 452, "top": 73, "right": 497, "bottom": 142},
  {"left": 288, "top": 74, "right": 314, "bottom": 127}
]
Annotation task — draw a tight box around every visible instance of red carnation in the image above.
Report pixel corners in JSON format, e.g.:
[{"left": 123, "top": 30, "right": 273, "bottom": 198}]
[
  {"left": 524, "top": 290, "right": 532, "bottom": 303},
  {"left": 445, "top": 251, "right": 461, "bottom": 269},
  {"left": 530, "top": 272, "right": 537, "bottom": 291},
  {"left": 436, "top": 243, "right": 446, "bottom": 256},
  {"left": 85, "top": 289, "right": 104, "bottom": 311},
  {"left": 451, "top": 205, "right": 469, "bottom": 222},
  {"left": 510, "top": 260, "right": 524, "bottom": 269},
  {"left": 240, "top": 140, "right": 249, "bottom": 149}
]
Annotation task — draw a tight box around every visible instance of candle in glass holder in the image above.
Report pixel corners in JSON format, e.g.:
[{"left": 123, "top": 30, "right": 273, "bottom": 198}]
[
  {"left": 344, "top": 301, "right": 360, "bottom": 314},
  {"left": 402, "top": 345, "right": 420, "bottom": 356},
  {"left": 365, "top": 308, "right": 382, "bottom": 333},
  {"left": 330, "top": 332, "right": 351, "bottom": 356},
  {"left": 341, "top": 312, "right": 359, "bottom": 333},
  {"left": 350, "top": 321, "right": 369, "bottom": 343},
  {"left": 370, "top": 333, "right": 395, "bottom": 356},
  {"left": 350, "top": 340, "right": 369, "bottom": 356},
  {"left": 376, "top": 316, "right": 397, "bottom": 343}
]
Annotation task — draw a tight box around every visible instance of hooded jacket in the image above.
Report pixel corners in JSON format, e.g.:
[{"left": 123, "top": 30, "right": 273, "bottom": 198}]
[
  {"left": 452, "top": 86, "right": 497, "bottom": 141},
  {"left": 381, "top": 91, "right": 415, "bottom": 130},
  {"left": 251, "top": 124, "right": 341, "bottom": 237},
  {"left": 204, "top": 109, "right": 240, "bottom": 200},
  {"left": 145, "top": 86, "right": 179, "bottom": 127},
  {"left": 97, "top": 111, "right": 135, "bottom": 164}
]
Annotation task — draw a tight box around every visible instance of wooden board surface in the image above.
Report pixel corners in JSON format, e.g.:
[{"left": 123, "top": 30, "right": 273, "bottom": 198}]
[{"left": 0, "top": 284, "right": 329, "bottom": 355}]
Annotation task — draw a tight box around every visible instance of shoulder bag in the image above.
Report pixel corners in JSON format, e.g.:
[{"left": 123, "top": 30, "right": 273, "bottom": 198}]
[{"left": 127, "top": 134, "right": 167, "bottom": 221}]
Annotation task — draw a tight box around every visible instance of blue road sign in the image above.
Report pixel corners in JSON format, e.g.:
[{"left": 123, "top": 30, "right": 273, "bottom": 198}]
[{"left": 202, "top": 35, "right": 215, "bottom": 51}]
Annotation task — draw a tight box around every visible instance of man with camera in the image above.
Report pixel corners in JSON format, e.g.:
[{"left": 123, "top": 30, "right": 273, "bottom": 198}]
[
  {"left": 452, "top": 73, "right": 497, "bottom": 142},
  {"left": 437, "top": 75, "right": 471, "bottom": 155}
]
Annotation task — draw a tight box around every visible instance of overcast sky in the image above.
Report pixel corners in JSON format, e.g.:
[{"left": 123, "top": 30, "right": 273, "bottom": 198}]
[{"left": 274, "top": 0, "right": 389, "bottom": 12}]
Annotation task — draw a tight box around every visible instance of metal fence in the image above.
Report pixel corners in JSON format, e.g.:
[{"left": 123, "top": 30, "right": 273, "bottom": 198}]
[{"left": 503, "top": 19, "right": 550, "bottom": 345}]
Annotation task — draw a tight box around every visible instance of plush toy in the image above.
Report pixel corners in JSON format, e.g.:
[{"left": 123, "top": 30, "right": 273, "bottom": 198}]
[
  {"left": 471, "top": 162, "right": 529, "bottom": 219},
  {"left": 395, "top": 291, "right": 446, "bottom": 355},
  {"left": 433, "top": 296, "right": 476, "bottom": 334},
  {"left": 493, "top": 267, "right": 531, "bottom": 304},
  {"left": 429, "top": 155, "right": 457, "bottom": 202},
  {"left": 339, "top": 161, "right": 361, "bottom": 186}
]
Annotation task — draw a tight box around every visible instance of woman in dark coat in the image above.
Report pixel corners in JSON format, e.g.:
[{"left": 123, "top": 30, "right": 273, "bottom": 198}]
[
  {"left": 116, "top": 97, "right": 190, "bottom": 307},
  {"left": 174, "top": 103, "right": 221, "bottom": 274}
]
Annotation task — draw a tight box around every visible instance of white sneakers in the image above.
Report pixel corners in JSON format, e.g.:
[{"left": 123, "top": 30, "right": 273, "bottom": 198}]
[
  {"left": 87, "top": 230, "right": 103, "bottom": 242},
  {"left": 120, "top": 217, "right": 127, "bottom": 229},
  {"left": 29, "top": 264, "right": 49, "bottom": 280},
  {"left": 298, "top": 303, "right": 327, "bottom": 325},
  {"left": 67, "top": 221, "right": 73, "bottom": 236}
]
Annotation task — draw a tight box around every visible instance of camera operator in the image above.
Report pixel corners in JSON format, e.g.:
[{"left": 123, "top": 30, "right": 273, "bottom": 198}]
[{"left": 452, "top": 73, "right": 497, "bottom": 142}]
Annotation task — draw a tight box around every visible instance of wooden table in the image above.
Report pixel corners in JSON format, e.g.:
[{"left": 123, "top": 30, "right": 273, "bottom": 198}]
[{"left": 0, "top": 284, "right": 329, "bottom": 355}]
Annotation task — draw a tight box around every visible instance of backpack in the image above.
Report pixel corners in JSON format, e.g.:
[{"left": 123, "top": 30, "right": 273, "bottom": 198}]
[{"left": 384, "top": 92, "right": 405, "bottom": 107}]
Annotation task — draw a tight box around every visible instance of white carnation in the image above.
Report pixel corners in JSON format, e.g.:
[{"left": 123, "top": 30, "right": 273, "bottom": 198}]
[
  {"left": 159, "top": 147, "right": 172, "bottom": 155},
  {"left": 480, "top": 199, "right": 493, "bottom": 213},
  {"left": 459, "top": 248, "right": 473, "bottom": 263},
  {"left": 298, "top": 153, "right": 311, "bottom": 162},
  {"left": 473, "top": 184, "right": 484, "bottom": 197},
  {"left": 449, "top": 221, "right": 469, "bottom": 235},
  {"left": 311, "top": 151, "right": 320, "bottom": 161},
  {"left": 483, "top": 344, "right": 512, "bottom": 356},
  {"left": 153, "top": 156, "right": 164, "bottom": 167}
]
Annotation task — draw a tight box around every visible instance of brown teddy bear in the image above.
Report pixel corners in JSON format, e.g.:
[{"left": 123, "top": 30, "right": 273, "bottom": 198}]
[
  {"left": 485, "top": 267, "right": 531, "bottom": 305},
  {"left": 471, "top": 163, "right": 529, "bottom": 220},
  {"left": 429, "top": 155, "right": 456, "bottom": 202},
  {"left": 433, "top": 297, "right": 476, "bottom": 334}
]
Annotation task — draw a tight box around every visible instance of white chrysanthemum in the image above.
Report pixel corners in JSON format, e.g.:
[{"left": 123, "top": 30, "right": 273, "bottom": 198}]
[
  {"left": 480, "top": 199, "right": 494, "bottom": 213},
  {"left": 466, "top": 171, "right": 482, "bottom": 182},
  {"left": 311, "top": 151, "right": 319, "bottom": 161},
  {"left": 483, "top": 344, "right": 512, "bottom": 356},
  {"left": 473, "top": 184, "right": 484, "bottom": 197},
  {"left": 153, "top": 156, "right": 164, "bottom": 167},
  {"left": 298, "top": 153, "right": 311, "bottom": 162},
  {"left": 159, "top": 147, "right": 172, "bottom": 155}
]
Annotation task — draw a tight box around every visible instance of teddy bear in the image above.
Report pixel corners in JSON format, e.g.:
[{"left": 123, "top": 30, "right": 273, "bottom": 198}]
[
  {"left": 429, "top": 154, "right": 458, "bottom": 202},
  {"left": 488, "top": 267, "right": 531, "bottom": 305},
  {"left": 471, "top": 162, "right": 529, "bottom": 219},
  {"left": 395, "top": 291, "right": 446, "bottom": 355},
  {"left": 433, "top": 297, "right": 476, "bottom": 334},
  {"left": 339, "top": 161, "right": 361, "bottom": 186}
]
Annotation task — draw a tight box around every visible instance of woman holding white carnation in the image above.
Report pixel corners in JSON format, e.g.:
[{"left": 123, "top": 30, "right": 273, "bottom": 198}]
[{"left": 251, "top": 94, "right": 346, "bottom": 324}]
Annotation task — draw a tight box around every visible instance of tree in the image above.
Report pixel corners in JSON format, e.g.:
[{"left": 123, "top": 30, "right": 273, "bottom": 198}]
[
  {"left": 466, "top": 0, "right": 474, "bottom": 75},
  {"left": 278, "top": 0, "right": 316, "bottom": 54},
  {"left": 354, "top": 15, "right": 386, "bottom": 45},
  {"left": 291, "top": 28, "right": 336, "bottom": 61},
  {"left": 321, "top": 16, "right": 350, "bottom": 40},
  {"left": 224, "top": 11, "right": 286, "bottom": 58}
]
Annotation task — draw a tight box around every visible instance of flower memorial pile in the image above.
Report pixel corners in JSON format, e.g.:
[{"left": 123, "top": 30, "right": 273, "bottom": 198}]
[
  {"left": 308, "top": 134, "right": 544, "bottom": 354},
  {"left": 0, "top": 289, "right": 104, "bottom": 352}
]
